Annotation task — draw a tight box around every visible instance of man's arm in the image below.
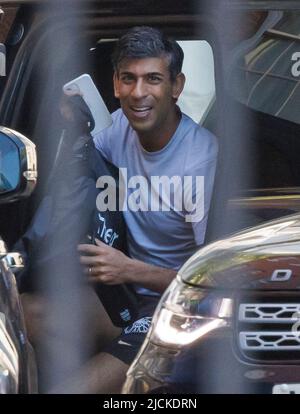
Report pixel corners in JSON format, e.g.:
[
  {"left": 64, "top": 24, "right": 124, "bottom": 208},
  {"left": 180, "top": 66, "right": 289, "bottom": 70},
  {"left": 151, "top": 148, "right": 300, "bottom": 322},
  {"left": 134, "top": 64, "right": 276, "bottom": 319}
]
[{"left": 78, "top": 239, "right": 177, "bottom": 294}]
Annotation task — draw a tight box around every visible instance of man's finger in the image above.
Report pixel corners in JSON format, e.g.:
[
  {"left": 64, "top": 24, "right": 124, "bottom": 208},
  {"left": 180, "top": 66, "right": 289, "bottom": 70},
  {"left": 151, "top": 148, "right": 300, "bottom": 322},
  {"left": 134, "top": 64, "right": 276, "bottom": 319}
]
[
  {"left": 79, "top": 255, "right": 102, "bottom": 266},
  {"left": 94, "top": 238, "right": 110, "bottom": 249},
  {"left": 77, "top": 243, "right": 105, "bottom": 255},
  {"left": 88, "top": 275, "right": 114, "bottom": 285}
]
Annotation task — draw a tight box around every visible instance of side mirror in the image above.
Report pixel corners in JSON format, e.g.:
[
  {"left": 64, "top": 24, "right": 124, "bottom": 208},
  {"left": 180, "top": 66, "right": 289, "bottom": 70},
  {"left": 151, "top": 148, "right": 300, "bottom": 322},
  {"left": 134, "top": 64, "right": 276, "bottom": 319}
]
[{"left": 0, "top": 128, "right": 37, "bottom": 203}]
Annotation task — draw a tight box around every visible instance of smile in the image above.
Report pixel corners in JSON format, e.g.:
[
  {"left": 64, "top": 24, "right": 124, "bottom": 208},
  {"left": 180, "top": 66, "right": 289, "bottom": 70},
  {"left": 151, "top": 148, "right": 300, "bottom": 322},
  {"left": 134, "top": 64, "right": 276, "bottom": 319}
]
[
  {"left": 130, "top": 106, "right": 152, "bottom": 118},
  {"left": 131, "top": 106, "right": 152, "bottom": 112}
]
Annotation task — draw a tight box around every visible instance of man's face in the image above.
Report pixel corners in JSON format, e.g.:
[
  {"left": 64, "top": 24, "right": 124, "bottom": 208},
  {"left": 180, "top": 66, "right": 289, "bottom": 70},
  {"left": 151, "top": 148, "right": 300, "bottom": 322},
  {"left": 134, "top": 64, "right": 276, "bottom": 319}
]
[{"left": 113, "top": 56, "right": 184, "bottom": 138}]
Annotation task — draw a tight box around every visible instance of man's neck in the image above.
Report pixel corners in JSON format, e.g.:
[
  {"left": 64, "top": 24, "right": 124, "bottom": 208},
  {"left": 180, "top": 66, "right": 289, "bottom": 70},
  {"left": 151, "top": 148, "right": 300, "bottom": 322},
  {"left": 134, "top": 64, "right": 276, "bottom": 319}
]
[{"left": 137, "top": 107, "right": 181, "bottom": 152}]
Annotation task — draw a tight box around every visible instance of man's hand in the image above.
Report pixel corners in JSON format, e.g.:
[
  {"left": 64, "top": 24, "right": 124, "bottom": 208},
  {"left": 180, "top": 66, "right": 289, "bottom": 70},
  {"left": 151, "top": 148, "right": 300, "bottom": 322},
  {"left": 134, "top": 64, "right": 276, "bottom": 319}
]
[
  {"left": 78, "top": 239, "right": 132, "bottom": 285},
  {"left": 78, "top": 238, "right": 177, "bottom": 293},
  {"left": 60, "top": 94, "right": 95, "bottom": 134}
]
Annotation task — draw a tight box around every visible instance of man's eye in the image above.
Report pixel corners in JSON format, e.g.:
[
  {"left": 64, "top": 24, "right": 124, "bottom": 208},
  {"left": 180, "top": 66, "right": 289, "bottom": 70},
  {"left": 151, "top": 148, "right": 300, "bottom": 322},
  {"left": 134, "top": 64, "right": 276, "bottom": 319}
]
[
  {"left": 148, "top": 75, "right": 162, "bottom": 83},
  {"left": 120, "top": 75, "right": 134, "bottom": 83}
]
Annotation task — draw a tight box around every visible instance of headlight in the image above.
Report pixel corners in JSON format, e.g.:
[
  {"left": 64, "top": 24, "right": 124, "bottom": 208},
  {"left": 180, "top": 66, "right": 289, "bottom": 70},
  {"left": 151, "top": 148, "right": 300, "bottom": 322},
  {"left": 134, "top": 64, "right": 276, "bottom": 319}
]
[
  {"left": 123, "top": 277, "right": 233, "bottom": 394},
  {"left": 150, "top": 277, "right": 232, "bottom": 347}
]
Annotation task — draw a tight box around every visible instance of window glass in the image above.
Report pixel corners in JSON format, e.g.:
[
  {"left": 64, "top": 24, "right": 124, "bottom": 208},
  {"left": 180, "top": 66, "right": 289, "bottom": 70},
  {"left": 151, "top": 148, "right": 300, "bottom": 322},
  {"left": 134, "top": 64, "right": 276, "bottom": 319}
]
[
  {"left": 225, "top": 11, "right": 300, "bottom": 192},
  {"left": 229, "top": 12, "right": 300, "bottom": 125}
]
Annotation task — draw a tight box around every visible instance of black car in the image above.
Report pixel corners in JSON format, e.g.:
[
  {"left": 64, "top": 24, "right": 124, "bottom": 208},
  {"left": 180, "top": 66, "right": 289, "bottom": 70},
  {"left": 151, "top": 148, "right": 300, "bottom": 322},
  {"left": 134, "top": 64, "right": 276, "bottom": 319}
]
[{"left": 0, "top": 128, "right": 37, "bottom": 393}]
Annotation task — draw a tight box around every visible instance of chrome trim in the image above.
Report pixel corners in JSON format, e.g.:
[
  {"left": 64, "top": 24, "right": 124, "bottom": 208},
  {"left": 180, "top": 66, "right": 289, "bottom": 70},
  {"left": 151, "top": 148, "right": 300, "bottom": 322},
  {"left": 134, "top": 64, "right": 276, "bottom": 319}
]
[
  {"left": 239, "top": 303, "right": 300, "bottom": 323},
  {"left": 2, "top": 253, "right": 24, "bottom": 273},
  {"left": 240, "top": 332, "right": 300, "bottom": 351}
]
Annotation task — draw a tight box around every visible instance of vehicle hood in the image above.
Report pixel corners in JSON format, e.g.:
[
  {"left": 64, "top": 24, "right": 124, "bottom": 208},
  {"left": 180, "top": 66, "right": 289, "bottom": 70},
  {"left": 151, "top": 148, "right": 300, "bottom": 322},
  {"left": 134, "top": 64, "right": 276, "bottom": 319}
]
[{"left": 179, "top": 213, "right": 300, "bottom": 290}]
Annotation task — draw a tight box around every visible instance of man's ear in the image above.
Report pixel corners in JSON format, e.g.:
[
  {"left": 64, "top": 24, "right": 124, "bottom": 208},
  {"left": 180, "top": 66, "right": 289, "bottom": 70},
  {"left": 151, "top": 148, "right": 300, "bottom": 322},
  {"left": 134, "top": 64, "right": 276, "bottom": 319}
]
[
  {"left": 113, "top": 72, "right": 120, "bottom": 98},
  {"left": 172, "top": 72, "right": 185, "bottom": 100}
]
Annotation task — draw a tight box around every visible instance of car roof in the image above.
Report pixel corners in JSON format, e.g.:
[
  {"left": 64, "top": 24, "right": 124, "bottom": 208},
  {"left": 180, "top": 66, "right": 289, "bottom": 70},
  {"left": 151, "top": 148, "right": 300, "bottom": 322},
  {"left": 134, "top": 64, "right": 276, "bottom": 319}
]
[
  {"left": 1, "top": 0, "right": 299, "bottom": 7},
  {"left": 2, "top": 0, "right": 300, "bottom": 14}
]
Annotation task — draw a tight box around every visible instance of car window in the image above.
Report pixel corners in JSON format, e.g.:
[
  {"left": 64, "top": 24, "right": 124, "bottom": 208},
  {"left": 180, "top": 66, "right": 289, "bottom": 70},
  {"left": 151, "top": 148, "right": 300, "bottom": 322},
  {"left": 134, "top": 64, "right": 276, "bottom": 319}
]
[
  {"left": 230, "top": 11, "right": 300, "bottom": 125},
  {"left": 201, "top": 9, "right": 300, "bottom": 240},
  {"left": 227, "top": 11, "right": 300, "bottom": 191}
]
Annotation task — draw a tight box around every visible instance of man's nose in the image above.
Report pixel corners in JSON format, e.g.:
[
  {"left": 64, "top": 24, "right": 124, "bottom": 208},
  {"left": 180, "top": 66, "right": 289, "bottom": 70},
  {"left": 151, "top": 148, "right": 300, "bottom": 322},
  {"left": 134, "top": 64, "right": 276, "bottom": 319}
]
[{"left": 131, "top": 79, "right": 147, "bottom": 99}]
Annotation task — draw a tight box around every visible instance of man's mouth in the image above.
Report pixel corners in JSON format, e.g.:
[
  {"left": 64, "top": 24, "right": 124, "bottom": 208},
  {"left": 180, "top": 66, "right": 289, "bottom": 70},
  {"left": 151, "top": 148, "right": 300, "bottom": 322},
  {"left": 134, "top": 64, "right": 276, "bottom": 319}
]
[{"left": 130, "top": 106, "right": 152, "bottom": 118}]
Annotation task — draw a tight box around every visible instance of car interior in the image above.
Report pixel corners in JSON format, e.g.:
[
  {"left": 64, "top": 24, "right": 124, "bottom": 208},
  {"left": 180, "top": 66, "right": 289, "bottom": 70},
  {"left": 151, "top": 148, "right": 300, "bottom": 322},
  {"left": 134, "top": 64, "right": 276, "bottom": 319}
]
[
  {"left": 1, "top": 6, "right": 300, "bottom": 250},
  {"left": 0, "top": 9, "right": 223, "bottom": 248}
]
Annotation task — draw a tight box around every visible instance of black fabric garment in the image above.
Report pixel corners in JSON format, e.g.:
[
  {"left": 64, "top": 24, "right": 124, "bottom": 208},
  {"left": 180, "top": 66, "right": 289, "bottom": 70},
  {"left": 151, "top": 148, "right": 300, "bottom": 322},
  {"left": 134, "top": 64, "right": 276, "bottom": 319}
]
[
  {"left": 14, "top": 95, "right": 139, "bottom": 326},
  {"left": 14, "top": 96, "right": 126, "bottom": 293},
  {"left": 15, "top": 132, "right": 126, "bottom": 294}
]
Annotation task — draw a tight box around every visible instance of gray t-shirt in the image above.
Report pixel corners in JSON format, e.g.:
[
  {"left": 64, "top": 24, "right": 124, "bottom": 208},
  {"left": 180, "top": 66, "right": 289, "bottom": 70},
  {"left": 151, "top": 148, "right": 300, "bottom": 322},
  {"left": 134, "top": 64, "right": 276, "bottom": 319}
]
[{"left": 94, "top": 108, "right": 218, "bottom": 272}]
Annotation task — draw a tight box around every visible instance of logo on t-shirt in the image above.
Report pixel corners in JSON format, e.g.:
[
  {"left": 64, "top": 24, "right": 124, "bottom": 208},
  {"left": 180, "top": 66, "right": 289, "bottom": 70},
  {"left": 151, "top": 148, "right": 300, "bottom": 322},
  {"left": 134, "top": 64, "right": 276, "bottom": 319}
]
[{"left": 95, "top": 212, "right": 119, "bottom": 246}]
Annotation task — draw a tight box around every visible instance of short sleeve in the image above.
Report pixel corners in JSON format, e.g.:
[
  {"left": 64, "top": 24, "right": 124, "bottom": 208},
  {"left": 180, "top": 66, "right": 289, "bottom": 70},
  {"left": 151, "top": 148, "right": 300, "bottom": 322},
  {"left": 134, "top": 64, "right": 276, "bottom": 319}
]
[
  {"left": 93, "top": 108, "right": 127, "bottom": 162},
  {"left": 93, "top": 125, "right": 113, "bottom": 162},
  {"left": 183, "top": 127, "right": 218, "bottom": 246},
  {"left": 189, "top": 158, "right": 217, "bottom": 245}
]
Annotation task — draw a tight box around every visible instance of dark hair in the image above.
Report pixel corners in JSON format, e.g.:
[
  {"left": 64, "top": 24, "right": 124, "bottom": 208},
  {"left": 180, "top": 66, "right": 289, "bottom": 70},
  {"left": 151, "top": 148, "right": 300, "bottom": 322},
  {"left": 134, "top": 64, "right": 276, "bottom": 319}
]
[{"left": 112, "top": 26, "right": 184, "bottom": 82}]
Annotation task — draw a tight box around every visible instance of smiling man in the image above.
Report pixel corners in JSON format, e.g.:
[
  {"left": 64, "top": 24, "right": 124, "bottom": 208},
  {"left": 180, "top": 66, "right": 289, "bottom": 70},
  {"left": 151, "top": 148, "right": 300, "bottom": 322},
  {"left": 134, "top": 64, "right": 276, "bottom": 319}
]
[
  {"left": 53, "top": 26, "right": 218, "bottom": 393},
  {"left": 113, "top": 56, "right": 183, "bottom": 151}
]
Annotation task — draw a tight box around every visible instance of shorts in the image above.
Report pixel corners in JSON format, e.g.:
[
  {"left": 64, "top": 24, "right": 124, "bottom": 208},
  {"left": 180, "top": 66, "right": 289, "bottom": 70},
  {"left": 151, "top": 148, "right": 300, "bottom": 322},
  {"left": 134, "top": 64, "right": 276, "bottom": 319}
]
[{"left": 103, "top": 295, "right": 159, "bottom": 365}]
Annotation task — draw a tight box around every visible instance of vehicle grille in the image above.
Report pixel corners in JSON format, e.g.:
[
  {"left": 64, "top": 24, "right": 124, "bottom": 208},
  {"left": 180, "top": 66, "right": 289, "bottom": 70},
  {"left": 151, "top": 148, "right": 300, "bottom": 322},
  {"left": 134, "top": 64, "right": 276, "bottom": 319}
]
[{"left": 237, "top": 301, "right": 300, "bottom": 362}]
